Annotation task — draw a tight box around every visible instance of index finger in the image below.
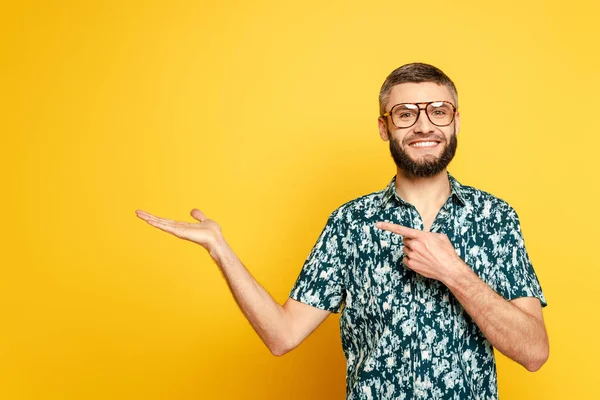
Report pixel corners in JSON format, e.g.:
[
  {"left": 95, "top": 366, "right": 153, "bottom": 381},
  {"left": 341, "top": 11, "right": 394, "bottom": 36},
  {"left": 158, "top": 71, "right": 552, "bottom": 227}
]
[{"left": 375, "top": 221, "right": 423, "bottom": 238}]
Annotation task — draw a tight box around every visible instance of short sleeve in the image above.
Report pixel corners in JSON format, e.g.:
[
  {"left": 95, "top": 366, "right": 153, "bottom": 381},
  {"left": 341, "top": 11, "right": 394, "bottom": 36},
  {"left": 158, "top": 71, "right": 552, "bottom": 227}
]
[
  {"left": 493, "top": 205, "right": 547, "bottom": 308},
  {"left": 289, "top": 211, "right": 347, "bottom": 313}
]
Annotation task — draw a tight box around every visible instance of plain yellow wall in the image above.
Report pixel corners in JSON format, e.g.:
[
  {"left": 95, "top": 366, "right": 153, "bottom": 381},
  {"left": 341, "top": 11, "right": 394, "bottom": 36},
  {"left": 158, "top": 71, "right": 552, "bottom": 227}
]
[{"left": 3, "top": 0, "right": 599, "bottom": 398}]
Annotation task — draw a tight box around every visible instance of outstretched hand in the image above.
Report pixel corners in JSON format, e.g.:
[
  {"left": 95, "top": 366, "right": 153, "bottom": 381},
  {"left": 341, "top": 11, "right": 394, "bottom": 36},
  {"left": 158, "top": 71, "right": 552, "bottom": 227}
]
[
  {"left": 375, "top": 221, "right": 465, "bottom": 283},
  {"left": 135, "top": 208, "right": 224, "bottom": 252}
]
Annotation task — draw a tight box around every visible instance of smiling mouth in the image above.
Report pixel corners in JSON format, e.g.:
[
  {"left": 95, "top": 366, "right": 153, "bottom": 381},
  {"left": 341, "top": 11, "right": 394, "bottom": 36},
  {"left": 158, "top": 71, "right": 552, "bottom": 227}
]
[{"left": 408, "top": 141, "right": 440, "bottom": 148}]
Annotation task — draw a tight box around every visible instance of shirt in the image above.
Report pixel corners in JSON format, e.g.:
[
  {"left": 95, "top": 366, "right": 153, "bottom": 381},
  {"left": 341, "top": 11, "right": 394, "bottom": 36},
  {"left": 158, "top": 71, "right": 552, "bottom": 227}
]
[{"left": 289, "top": 171, "right": 547, "bottom": 400}]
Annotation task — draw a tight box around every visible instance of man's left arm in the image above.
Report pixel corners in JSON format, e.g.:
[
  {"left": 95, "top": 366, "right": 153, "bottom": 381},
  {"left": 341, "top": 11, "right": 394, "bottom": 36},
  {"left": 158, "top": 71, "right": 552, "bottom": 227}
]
[
  {"left": 375, "top": 221, "right": 549, "bottom": 372},
  {"left": 444, "top": 262, "right": 549, "bottom": 372}
]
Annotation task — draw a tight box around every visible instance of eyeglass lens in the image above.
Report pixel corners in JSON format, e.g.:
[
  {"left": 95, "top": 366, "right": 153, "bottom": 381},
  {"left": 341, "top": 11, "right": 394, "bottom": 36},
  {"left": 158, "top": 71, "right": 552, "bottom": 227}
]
[{"left": 391, "top": 102, "right": 454, "bottom": 128}]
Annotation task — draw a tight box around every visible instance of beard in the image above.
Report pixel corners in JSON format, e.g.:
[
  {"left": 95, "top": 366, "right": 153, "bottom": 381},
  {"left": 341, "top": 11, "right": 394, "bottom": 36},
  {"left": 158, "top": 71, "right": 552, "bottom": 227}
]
[{"left": 388, "top": 126, "right": 458, "bottom": 178}]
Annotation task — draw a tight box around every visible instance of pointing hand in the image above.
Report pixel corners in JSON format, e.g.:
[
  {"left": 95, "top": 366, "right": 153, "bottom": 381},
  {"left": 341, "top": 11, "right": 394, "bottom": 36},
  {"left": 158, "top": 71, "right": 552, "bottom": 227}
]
[{"left": 375, "top": 221, "right": 466, "bottom": 283}]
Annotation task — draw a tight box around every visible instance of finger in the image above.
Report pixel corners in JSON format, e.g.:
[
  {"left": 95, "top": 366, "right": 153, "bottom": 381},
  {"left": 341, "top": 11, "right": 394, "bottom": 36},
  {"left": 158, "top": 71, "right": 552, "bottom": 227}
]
[
  {"left": 146, "top": 218, "right": 185, "bottom": 237},
  {"left": 402, "top": 254, "right": 425, "bottom": 269},
  {"left": 190, "top": 208, "right": 207, "bottom": 222},
  {"left": 155, "top": 218, "right": 191, "bottom": 229},
  {"left": 402, "top": 245, "right": 422, "bottom": 260},
  {"left": 402, "top": 254, "right": 412, "bottom": 269},
  {"left": 136, "top": 210, "right": 177, "bottom": 224},
  {"left": 403, "top": 257, "right": 429, "bottom": 276},
  {"left": 136, "top": 211, "right": 161, "bottom": 223},
  {"left": 135, "top": 209, "right": 155, "bottom": 220},
  {"left": 376, "top": 222, "right": 423, "bottom": 238},
  {"left": 402, "top": 236, "right": 416, "bottom": 246},
  {"left": 404, "top": 247, "right": 426, "bottom": 265},
  {"left": 404, "top": 238, "right": 424, "bottom": 254}
]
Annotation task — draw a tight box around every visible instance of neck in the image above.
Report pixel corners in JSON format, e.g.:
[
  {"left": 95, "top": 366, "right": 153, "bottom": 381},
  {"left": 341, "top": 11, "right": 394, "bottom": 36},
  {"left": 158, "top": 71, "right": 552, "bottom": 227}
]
[{"left": 394, "top": 168, "right": 452, "bottom": 212}]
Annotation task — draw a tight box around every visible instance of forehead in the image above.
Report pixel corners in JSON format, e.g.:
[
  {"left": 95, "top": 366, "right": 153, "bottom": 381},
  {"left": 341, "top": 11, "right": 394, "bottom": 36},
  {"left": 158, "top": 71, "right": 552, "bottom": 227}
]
[{"left": 386, "top": 82, "right": 454, "bottom": 108}]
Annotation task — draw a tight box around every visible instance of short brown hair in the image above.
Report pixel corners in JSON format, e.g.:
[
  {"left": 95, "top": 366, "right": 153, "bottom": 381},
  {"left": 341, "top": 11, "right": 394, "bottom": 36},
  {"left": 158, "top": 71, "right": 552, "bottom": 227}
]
[{"left": 379, "top": 63, "right": 458, "bottom": 116}]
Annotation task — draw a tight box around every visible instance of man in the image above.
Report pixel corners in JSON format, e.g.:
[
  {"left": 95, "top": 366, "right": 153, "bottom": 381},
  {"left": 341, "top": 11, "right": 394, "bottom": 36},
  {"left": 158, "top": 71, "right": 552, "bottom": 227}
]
[{"left": 135, "top": 62, "right": 549, "bottom": 399}]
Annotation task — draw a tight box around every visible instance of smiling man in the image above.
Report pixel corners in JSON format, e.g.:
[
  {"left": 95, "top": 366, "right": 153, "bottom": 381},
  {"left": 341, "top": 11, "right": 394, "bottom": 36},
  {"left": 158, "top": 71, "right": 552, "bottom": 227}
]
[
  {"left": 289, "top": 63, "right": 548, "bottom": 399},
  {"left": 136, "top": 63, "right": 548, "bottom": 400}
]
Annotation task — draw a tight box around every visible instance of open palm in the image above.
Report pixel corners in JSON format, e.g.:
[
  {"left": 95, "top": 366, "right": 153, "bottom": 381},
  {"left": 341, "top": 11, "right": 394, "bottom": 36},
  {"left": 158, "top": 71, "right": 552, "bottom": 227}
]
[{"left": 135, "top": 208, "right": 222, "bottom": 250}]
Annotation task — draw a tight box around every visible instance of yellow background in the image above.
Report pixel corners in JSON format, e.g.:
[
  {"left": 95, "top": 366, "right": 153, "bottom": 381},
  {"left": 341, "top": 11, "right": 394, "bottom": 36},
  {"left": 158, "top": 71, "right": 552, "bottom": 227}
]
[{"left": 2, "top": 0, "right": 598, "bottom": 398}]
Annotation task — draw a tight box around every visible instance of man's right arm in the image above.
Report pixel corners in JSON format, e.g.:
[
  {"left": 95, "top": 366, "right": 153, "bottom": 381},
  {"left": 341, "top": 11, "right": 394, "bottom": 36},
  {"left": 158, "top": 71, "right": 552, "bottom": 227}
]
[
  {"left": 135, "top": 207, "right": 331, "bottom": 356},
  {"left": 210, "top": 236, "right": 332, "bottom": 356}
]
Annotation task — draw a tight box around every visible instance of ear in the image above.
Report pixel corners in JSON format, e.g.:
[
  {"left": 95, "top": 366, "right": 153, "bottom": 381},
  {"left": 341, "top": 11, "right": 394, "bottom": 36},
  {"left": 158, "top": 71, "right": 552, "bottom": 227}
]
[
  {"left": 378, "top": 117, "right": 389, "bottom": 141},
  {"left": 454, "top": 110, "right": 460, "bottom": 135}
]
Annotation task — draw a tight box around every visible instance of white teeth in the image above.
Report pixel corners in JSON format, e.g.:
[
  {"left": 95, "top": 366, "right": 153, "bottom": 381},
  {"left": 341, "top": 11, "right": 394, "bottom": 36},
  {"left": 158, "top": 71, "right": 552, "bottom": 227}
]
[{"left": 410, "top": 141, "right": 438, "bottom": 147}]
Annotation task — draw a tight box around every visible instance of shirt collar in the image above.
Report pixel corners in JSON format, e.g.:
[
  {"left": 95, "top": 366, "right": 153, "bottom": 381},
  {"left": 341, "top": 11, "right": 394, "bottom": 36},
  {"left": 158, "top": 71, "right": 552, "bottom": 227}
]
[{"left": 380, "top": 171, "right": 469, "bottom": 209}]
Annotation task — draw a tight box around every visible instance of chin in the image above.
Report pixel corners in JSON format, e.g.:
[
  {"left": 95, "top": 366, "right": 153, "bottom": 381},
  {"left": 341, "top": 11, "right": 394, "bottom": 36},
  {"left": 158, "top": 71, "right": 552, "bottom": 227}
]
[{"left": 409, "top": 153, "right": 440, "bottom": 163}]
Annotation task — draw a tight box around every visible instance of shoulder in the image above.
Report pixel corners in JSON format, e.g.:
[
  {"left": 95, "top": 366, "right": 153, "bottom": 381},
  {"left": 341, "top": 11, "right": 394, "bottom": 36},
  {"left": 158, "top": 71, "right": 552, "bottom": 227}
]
[
  {"left": 459, "top": 182, "right": 521, "bottom": 225},
  {"left": 327, "top": 188, "right": 386, "bottom": 224}
]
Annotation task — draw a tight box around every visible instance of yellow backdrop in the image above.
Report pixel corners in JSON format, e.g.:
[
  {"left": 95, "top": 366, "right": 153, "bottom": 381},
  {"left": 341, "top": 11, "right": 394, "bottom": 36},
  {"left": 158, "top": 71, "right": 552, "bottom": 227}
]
[{"left": 3, "top": 0, "right": 599, "bottom": 398}]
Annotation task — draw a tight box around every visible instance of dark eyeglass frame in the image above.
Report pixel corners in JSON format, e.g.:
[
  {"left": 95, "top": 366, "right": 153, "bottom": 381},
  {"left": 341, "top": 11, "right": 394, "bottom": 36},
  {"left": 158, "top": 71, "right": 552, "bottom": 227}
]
[{"left": 381, "top": 101, "right": 458, "bottom": 129}]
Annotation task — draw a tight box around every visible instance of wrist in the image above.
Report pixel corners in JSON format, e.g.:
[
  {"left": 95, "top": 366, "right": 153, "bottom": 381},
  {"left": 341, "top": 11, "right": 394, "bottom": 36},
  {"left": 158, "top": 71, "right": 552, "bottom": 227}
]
[
  {"left": 442, "top": 257, "right": 471, "bottom": 290},
  {"left": 208, "top": 235, "right": 230, "bottom": 262}
]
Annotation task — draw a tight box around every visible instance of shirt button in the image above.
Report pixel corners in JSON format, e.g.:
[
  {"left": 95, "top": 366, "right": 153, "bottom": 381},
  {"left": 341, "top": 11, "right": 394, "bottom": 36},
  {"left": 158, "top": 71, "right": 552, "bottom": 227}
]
[
  {"left": 420, "top": 343, "right": 426, "bottom": 350},
  {"left": 419, "top": 298, "right": 425, "bottom": 304}
]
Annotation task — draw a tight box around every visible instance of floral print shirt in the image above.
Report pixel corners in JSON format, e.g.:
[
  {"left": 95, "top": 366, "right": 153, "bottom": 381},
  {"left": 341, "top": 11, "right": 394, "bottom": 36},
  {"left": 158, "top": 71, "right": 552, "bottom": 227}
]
[{"left": 289, "top": 171, "right": 547, "bottom": 400}]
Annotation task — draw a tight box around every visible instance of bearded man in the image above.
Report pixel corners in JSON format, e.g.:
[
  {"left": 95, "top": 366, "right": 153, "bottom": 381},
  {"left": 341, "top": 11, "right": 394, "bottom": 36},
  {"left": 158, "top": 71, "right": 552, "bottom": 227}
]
[{"left": 136, "top": 62, "right": 549, "bottom": 400}]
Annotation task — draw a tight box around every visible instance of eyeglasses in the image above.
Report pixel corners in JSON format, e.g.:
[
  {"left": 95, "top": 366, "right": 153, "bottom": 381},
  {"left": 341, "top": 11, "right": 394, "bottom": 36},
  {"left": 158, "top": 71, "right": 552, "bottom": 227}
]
[{"left": 382, "top": 101, "right": 457, "bottom": 129}]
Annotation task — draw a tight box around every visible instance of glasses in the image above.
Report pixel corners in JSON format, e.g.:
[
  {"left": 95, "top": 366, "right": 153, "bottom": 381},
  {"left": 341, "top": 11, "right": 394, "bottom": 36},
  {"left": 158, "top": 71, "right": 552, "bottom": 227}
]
[{"left": 382, "top": 101, "right": 457, "bottom": 129}]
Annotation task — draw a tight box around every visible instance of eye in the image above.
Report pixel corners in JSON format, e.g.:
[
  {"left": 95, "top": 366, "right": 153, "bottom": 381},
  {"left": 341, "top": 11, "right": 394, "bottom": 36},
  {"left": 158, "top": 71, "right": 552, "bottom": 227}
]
[
  {"left": 393, "top": 105, "right": 418, "bottom": 120},
  {"left": 428, "top": 102, "right": 453, "bottom": 118}
]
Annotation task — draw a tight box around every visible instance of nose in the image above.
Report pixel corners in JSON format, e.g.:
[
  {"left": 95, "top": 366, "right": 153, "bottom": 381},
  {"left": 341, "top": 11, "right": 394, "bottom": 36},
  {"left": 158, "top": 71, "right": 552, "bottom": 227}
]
[{"left": 412, "top": 107, "right": 435, "bottom": 134}]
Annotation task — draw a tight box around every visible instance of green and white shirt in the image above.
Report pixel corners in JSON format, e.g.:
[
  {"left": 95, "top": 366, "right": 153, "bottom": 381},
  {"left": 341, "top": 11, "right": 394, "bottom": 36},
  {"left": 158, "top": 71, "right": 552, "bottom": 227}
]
[{"left": 289, "top": 171, "right": 547, "bottom": 400}]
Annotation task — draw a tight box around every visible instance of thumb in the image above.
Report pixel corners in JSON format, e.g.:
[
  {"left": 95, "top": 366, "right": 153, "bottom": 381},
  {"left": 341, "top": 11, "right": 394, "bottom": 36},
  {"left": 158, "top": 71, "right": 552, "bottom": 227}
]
[{"left": 190, "top": 208, "right": 207, "bottom": 222}]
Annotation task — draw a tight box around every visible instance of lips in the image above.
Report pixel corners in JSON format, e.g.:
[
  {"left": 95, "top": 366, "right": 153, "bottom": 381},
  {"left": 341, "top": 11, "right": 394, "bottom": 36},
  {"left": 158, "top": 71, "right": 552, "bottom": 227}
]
[{"left": 407, "top": 139, "right": 442, "bottom": 148}]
